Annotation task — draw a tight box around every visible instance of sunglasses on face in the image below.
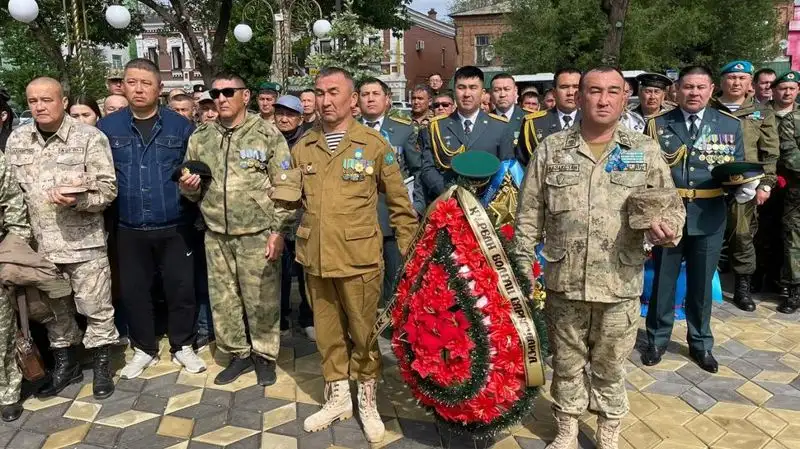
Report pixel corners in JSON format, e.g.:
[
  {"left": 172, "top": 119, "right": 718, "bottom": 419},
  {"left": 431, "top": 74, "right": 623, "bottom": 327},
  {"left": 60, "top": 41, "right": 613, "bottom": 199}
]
[
  {"left": 209, "top": 87, "right": 247, "bottom": 99},
  {"left": 433, "top": 102, "right": 452, "bottom": 108}
]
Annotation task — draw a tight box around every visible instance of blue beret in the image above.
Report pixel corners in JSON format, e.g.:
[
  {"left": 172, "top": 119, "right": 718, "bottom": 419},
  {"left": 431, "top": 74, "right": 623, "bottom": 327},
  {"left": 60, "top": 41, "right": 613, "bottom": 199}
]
[{"left": 720, "top": 60, "right": 754, "bottom": 75}]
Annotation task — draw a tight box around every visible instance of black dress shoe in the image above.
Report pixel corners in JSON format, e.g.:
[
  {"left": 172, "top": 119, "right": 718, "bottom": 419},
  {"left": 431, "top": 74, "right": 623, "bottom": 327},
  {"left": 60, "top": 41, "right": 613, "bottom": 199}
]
[
  {"left": 1, "top": 403, "right": 22, "bottom": 422},
  {"left": 92, "top": 345, "right": 115, "bottom": 400},
  {"left": 690, "top": 350, "right": 719, "bottom": 373},
  {"left": 641, "top": 346, "right": 666, "bottom": 366},
  {"left": 252, "top": 355, "right": 277, "bottom": 386},
  {"left": 214, "top": 356, "right": 254, "bottom": 385},
  {"left": 733, "top": 275, "right": 756, "bottom": 312}
]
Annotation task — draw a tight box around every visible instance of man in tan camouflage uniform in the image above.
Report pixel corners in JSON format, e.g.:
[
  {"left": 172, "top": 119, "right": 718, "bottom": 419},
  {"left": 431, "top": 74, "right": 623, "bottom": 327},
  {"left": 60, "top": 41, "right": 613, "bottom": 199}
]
[
  {"left": 5, "top": 77, "right": 118, "bottom": 400},
  {"left": 0, "top": 152, "right": 34, "bottom": 422},
  {"left": 180, "top": 72, "right": 295, "bottom": 387},
  {"left": 514, "top": 67, "right": 682, "bottom": 449}
]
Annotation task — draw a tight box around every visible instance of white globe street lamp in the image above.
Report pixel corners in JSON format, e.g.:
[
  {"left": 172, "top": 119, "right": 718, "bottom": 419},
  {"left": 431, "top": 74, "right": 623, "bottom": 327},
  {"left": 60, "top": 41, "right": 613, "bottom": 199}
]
[
  {"left": 105, "top": 5, "right": 131, "bottom": 29},
  {"left": 8, "top": 0, "right": 40, "bottom": 24},
  {"left": 313, "top": 19, "right": 331, "bottom": 39},
  {"left": 234, "top": 23, "right": 254, "bottom": 43}
]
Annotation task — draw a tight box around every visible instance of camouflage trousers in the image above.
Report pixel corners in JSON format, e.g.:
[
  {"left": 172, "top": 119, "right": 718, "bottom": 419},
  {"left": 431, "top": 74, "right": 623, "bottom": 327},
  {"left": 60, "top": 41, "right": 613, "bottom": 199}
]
[
  {"left": 545, "top": 295, "right": 639, "bottom": 420},
  {"left": 0, "top": 289, "right": 21, "bottom": 406},
  {"left": 726, "top": 199, "right": 758, "bottom": 275},
  {"left": 784, "top": 188, "right": 800, "bottom": 284},
  {"left": 39, "top": 257, "right": 119, "bottom": 349},
  {"left": 205, "top": 230, "right": 281, "bottom": 360}
]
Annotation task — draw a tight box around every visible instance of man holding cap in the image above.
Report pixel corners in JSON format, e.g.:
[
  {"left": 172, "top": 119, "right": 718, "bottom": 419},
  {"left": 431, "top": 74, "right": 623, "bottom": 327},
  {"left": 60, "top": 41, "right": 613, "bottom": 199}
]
[
  {"left": 179, "top": 72, "right": 298, "bottom": 387},
  {"left": 257, "top": 81, "right": 282, "bottom": 123},
  {"left": 709, "top": 60, "right": 780, "bottom": 312},
  {"left": 634, "top": 73, "right": 674, "bottom": 120},
  {"left": 273, "top": 95, "right": 314, "bottom": 340}
]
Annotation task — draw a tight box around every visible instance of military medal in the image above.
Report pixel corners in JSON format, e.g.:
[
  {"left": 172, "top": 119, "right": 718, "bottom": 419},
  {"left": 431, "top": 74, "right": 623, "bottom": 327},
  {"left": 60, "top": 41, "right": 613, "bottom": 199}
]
[
  {"left": 366, "top": 166, "right": 374, "bottom": 175},
  {"left": 699, "top": 154, "right": 706, "bottom": 161},
  {"left": 355, "top": 162, "right": 364, "bottom": 173}
]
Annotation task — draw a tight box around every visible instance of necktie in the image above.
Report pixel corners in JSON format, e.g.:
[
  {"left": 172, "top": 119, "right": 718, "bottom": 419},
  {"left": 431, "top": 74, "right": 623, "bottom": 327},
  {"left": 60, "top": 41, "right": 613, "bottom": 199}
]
[
  {"left": 688, "top": 114, "right": 699, "bottom": 140},
  {"left": 365, "top": 121, "right": 379, "bottom": 129},
  {"left": 562, "top": 115, "right": 572, "bottom": 128},
  {"left": 464, "top": 119, "right": 472, "bottom": 135}
]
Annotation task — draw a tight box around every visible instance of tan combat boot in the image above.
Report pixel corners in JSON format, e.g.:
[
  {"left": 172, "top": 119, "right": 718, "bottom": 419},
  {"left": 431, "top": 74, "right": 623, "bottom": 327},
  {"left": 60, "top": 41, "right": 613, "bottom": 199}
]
[
  {"left": 357, "top": 378, "right": 385, "bottom": 443},
  {"left": 596, "top": 416, "right": 622, "bottom": 449},
  {"left": 545, "top": 411, "right": 579, "bottom": 449},
  {"left": 303, "top": 380, "right": 353, "bottom": 432}
]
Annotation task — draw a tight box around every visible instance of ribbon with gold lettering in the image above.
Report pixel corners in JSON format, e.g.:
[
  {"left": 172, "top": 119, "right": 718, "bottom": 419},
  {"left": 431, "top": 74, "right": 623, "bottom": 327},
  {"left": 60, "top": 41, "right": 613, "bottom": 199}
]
[{"left": 456, "top": 187, "right": 546, "bottom": 387}]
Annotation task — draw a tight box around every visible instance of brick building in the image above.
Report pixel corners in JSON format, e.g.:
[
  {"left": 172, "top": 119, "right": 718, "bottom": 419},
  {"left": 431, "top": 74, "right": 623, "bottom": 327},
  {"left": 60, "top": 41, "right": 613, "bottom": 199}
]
[
  {"left": 135, "top": 14, "right": 208, "bottom": 94},
  {"left": 450, "top": 2, "right": 511, "bottom": 74}
]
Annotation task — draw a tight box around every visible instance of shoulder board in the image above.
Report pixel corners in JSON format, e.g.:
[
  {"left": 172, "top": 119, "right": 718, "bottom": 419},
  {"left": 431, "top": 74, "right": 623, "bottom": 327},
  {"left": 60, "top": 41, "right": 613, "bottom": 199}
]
[
  {"left": 488, "top": 113, "right": 508, "bottom": 122},
  {"left": 388, "top": 115, "right": 412, "bottom": 126},
  {"left": 524, "top": 111, "right": 548, "bottom": 121},
  {"left": 717, "top": 110, "right": 741, "bottom": 121},
  {"left": 430, "top": 114, "right": 449, "bottom": 122}
]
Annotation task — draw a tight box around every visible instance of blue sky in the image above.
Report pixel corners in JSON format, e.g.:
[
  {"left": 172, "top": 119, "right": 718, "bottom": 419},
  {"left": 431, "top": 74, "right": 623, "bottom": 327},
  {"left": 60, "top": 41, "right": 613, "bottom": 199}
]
[{"left": 410, "top": 0, "right": 450, "bottom": 16}]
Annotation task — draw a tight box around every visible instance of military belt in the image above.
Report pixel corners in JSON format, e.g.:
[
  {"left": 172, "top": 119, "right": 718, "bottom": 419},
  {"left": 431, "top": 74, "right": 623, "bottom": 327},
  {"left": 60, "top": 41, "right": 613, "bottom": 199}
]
[{"left": 676, "top": 188, "right": 723, "bottom": 200}]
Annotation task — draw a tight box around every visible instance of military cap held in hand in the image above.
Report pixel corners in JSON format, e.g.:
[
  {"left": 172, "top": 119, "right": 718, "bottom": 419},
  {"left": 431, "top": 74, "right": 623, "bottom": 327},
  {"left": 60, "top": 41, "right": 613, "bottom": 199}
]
[
  {"left": 626, "top": 188, "right": 685, "bottom": 231},
  {"left": 711, "top": 161, "right": 765, "bottom": 186}
]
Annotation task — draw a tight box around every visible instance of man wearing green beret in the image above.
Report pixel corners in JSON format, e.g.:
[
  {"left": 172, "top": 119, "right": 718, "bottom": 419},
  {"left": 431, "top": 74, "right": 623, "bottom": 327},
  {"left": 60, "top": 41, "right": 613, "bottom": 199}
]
[
  {"left": 257, "top": 81, "right": 282, "bottom": 124},
  {"left": 768, "top": 71, "right": 800, "bottom": 118},
  {"left": 776, "top": 86, "right": 800, "bottom": 313},
  {"left": 709, "top": 60, "right": 780, "bottom": 312}
]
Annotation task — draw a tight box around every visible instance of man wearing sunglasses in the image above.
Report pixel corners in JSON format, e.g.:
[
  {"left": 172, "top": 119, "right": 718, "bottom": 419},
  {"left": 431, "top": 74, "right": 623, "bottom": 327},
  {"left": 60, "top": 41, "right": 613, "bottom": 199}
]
[
  {"left": 180, "top": 73, "right": 297, "bottom": 387},
  {"left": 431, "top": 91, "right": 455, "bottom": 116}
]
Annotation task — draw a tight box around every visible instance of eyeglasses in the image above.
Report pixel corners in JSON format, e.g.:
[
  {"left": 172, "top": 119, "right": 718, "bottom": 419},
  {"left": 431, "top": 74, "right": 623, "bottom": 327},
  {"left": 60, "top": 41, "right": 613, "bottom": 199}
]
[
  {"left": 432, "top": 102, "right": 453, "bottom": 108},
  {"left": 209, "top": 87, "right": 247, "bottom": 99}
]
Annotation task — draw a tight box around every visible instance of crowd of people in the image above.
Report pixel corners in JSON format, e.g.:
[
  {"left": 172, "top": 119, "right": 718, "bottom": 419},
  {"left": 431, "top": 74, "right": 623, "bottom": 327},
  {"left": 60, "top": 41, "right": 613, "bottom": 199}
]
[{"left": 0, "top": 55, "right": 796, "bottom": 449}]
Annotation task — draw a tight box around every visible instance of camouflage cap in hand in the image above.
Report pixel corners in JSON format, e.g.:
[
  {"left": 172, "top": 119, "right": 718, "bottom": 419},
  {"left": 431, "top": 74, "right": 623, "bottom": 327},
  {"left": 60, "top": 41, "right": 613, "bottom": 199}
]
[
  {"left": 626, "top": 188, "right": 685, "bottom": 230},
  {"left": 270, "top": 168, "right": 302, "bottom": 204}
]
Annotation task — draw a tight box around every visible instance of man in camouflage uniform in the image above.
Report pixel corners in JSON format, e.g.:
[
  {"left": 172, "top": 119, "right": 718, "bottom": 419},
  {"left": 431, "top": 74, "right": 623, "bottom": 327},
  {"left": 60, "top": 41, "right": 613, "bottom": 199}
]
[
  {"left": 180, "top": 72, "right": 295, "bottom": 387},
  {"left": 5, "top": 77, "right": 118, "bottom": 399},
  {"left": 777, "top": 102, "right": 800, "bottom": 313},
  {"left": 709, "top": 61, "right": 780, "bottom": 311},
  {"left": 0, "top": 152, "right": 34, "bottom": 422},
  {"left": 514, "top": 67, "right": 681, "bottom": 449}
]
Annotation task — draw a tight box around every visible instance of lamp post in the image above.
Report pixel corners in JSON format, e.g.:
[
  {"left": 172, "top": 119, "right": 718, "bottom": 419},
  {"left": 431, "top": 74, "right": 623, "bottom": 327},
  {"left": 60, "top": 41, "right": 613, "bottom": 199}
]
[
  {"left": 234, "top": 0, "right": 326, "bottom": 90},
  {"left": 8, "top": 0, "right": 133, "bottom": 94}
]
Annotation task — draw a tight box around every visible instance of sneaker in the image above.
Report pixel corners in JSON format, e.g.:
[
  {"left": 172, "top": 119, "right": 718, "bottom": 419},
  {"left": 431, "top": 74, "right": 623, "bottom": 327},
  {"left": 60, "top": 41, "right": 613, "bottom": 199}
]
[
  {"left": 214, "top": 356, "right": 254, "bottom": 385},
  {"left": 252, "top": 355, "right": 277, "bottom": 386},
  {"left": 120, "top": 348, "right": 158, "bottom": 380},
  {"left": 303, "top": 326, "right": 316, "bottom": 341},
  {"left": 172, "top": 346, "right": 207, "bottom": 374}
]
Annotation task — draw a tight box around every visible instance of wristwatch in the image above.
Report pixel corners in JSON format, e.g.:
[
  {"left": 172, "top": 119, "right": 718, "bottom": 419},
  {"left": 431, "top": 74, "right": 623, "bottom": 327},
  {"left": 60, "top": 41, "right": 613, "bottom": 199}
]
[{"left": 759, "top": 185, "right": 772, "bottom": 193}]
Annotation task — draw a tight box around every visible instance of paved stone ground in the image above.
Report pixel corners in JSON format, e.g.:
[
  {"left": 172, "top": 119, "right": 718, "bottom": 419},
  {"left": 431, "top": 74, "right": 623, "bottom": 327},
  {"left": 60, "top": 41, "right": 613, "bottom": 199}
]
[{"left": 3, "top": 282, "right": 800, "bottom": 448}]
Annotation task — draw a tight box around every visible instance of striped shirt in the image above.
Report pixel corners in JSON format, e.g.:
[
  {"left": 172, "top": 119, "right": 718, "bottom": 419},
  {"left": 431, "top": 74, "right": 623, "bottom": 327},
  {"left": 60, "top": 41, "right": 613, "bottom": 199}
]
[{"left": 325, "top": 131, "right": 346, "bottom": 152}]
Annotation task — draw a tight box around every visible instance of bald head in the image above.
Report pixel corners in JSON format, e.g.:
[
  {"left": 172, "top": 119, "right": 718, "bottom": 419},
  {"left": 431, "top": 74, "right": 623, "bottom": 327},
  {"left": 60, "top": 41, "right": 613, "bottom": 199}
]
[
  {"left": 103, "top": 94, "right": 129, "bottom": 116},
  {"left": 26, "top": 77, "right": 68, "bottom": 132}
]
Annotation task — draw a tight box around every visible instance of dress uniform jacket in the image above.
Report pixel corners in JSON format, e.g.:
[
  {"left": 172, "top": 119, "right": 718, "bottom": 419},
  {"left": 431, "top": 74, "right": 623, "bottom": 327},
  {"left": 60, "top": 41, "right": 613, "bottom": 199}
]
[
  {"left": 709, "top": 97, "right": 779, "bottom": 188},
  {"left": 516, "top": 108, "right": 582, "bottom": 166},
  {"left": 514, "top": 125, "right": 679, "bottom": 303},
  {"left": 646, "top": 107, "right": 745, "bottom": 235},
  {"left": 360, "top": 116, "right": 416, "bottom": 237},
  {"left": 418, "top": 110, "right": 514, "bottom": 199},
  {"left": 292, "top": 120, "right": 417, "bottom": 279}
]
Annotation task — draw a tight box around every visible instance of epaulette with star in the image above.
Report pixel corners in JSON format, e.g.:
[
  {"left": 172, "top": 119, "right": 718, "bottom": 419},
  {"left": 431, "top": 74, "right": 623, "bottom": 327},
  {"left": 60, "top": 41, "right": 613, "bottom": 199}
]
[
  {"left": 524, "top": 111, "right": 548, "bottom": 121},
  {"left": 488, "top": 113, "right": 508, "bottom": 122},
  {"left": 388, "top": 115, "right": 412, "bottom": 126}
]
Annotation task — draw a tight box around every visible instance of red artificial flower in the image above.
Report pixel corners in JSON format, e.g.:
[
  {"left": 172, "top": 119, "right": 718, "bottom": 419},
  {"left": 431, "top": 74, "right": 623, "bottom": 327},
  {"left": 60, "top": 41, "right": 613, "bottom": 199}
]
[
  {"left": 532, "top": 260, "right": 542, "bottom": 279},
  {"left": 499, "top": 224, "right": 515, "bottom": 241},
  {"left": 778, "top": 175, "right": 787, "bottom": 189},
  {"left": 429, "top": 198, "right": 464, "bottom": 228}
]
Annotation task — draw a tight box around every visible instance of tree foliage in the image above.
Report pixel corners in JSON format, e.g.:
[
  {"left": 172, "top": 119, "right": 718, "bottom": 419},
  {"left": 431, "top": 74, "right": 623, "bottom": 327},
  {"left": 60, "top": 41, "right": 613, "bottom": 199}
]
[
  {"left": 0, "top": 0, "right": 142, "bottom": 103},
  {"left": 291, "top": 0, "right": 384, "bottom": 88},
  {"left": 497, "top": 0, "right": 780, "bottom": 74}
]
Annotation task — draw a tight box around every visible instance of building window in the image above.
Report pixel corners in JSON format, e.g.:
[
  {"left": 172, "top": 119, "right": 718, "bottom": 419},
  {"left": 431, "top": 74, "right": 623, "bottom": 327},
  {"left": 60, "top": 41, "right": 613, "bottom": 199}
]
[
  {"left": 475, "top": 35, "right": 491, "bottom": 66},
  {"left": 147, "top": 46, "right": 158, "bottom": 65},
  {"left": 111, "top": 54, "right": 123, "bottom": 69},
  {"left": 368, "top": 36, "right": 380, "bottom": 48},
  {"left": 171, "top": 46, "right": 183, "bottom": 70},
  {"left": 320, "top": 40, "right": 332, "bottom": 54}
]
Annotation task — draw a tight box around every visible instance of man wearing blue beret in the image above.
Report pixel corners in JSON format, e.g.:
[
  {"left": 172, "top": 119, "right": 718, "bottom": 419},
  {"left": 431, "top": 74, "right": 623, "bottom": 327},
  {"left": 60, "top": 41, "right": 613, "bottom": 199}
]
[{"left": 708, "top": 60, "right": 780, "bottom": 312}]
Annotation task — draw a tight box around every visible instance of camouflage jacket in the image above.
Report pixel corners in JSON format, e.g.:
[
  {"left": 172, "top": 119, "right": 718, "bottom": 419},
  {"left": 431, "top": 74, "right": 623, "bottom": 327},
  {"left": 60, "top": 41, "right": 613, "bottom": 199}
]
[
  {"left": 513, "top": 125, "right": 682, "bottom": 303},
  {"left": 778, "top": 111, "right": 800, "bottom": 185},
  {"left": 5, "top": 116, "right": 116, "bottom": 264},
  {"left": 710, "top": 97, "right": 780, "bottom": 188},
  {"left": 0, "top": 152, "right": 32, "bottom": 243},
  {"left": 182, "top": 113, "right": 294, "bottom": 236}
]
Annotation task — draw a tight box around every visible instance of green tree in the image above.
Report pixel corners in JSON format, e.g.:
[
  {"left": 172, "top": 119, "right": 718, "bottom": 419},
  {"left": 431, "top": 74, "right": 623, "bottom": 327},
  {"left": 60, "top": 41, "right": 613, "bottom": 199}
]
[
  {"left": 497, "top": 0, "right": 779, "bottom": 74},
  {"left": 290, "top": 0, "right": 384, "bottom": 87},
  {"left": 0, "top": 0, "right": 142, "bottom": 100}
]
